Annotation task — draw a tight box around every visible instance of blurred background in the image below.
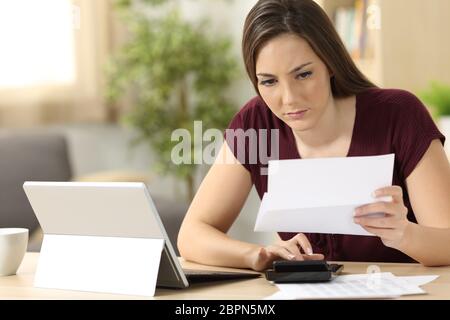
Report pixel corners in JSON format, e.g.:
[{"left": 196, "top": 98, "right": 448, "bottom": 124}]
[{"left": 0, "top": 0, "right": 449, "bottom": 252}]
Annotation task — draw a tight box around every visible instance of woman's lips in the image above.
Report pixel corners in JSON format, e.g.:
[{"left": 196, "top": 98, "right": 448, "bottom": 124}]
[{"left": 285, "top": 109, "right": 309, "bottom": 120}]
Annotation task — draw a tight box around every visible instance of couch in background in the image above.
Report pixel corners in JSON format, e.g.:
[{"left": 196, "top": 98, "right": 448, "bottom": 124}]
[{"left": 0, "top": 132, "right": 187, "bottom": 254}]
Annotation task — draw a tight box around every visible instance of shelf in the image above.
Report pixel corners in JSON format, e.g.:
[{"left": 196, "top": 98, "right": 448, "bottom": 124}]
[
  {"left": 317, "top": 0, "right": 381, "bottom": 85},
  {"left": 317, "top": 0, "right": 450, "bottom": 92}
]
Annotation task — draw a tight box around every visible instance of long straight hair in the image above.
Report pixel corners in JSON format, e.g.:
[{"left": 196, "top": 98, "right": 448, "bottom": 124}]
[{"left": 242, "top": 0, "right": 376, "bottom": 97}]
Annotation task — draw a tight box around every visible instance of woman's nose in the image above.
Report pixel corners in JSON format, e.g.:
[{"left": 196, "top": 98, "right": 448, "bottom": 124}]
[{"left": 281, "top": 83, "right": 297, "bottom": 106}]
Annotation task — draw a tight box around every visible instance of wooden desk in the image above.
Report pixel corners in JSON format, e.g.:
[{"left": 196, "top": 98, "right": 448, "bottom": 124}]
[{"left": 1, "top": 253, "right": 449, "bottom": 300}]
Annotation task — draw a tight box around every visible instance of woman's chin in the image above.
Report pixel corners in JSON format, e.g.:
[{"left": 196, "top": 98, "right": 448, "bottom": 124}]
[{"left": 286, "top": 119, "right": 313, "bottom": 132}]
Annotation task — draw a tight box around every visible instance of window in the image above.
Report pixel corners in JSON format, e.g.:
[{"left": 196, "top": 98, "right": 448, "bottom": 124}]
[{"left": 0, "top": 0, "right": 75, "bottom": 88}]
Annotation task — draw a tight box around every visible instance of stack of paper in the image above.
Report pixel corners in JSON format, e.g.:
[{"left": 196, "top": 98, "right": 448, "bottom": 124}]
[
  {"left": 265, "top": 273, "right": 439, "bottom": 300},
  {"left": 254, "top": 154, "right": 395, "bottom": 236}
]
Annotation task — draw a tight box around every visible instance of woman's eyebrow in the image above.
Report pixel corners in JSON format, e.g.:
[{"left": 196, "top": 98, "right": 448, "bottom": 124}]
[{"left": 256, "top": 62, "right": 313, "bottom": 78}]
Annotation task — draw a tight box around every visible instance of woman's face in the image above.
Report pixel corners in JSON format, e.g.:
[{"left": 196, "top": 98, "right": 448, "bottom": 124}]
[{"left": 255, "top": 33, "right": 333, "bottom": 132}]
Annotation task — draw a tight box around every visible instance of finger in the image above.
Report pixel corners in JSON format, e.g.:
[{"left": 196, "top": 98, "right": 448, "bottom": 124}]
[
  {"left": 303, "top": 253, "right": 325, "bottom": 260},
  {"left": 359, "top": 225, "right": 395, "bottom": 239},
  {"left": 279, "top": 246, "right": 305, "bottom": 261},
  {"left": 355, "top": 201, "right": 398, "bottom": 217},
  {"left": 258, "top": 247, "right": 273, "bottom": 261},
  {"left": 267, "top": 245, "right": 304, "bottom": 261},
  {"left": 283, "top": 242, "right": 303, "bottom": 259},
  {"left": 256, "top": 247, "right": 270, "bottom": 267},
  {"left": 354, "top": 216, "right": 398, "bottom": 229},
  {"left": 254, "top": 247, "right": 276, "bottom": 271},
  {"left": 291, "top": 233, "right": 314, "bottom": 255},
  {"left": 373, "top": 186, "right": 403, "bottom": 203}
]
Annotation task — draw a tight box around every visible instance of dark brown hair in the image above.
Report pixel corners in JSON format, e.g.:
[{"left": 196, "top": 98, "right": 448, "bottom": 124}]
[{"left": 242, "top": 0, "right": 376, "bottom": 97}]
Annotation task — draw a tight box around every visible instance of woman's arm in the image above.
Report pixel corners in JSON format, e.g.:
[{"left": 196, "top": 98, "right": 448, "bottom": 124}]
[
  {"left": 177, "top": 143, "right": 256, "bottom": 269},
  {"left": 178, "top": 142, "right": 323, "bottom": 270},
  {"left": 401, "top": 139, "right": 450, "bottom": 266},
  {"left": 354, "top": 139, "right": 450, "bottom": 266}
]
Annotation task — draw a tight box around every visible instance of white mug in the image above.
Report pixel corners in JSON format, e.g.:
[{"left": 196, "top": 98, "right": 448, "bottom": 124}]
[{"left": 0, "top": 228, "right": 28, "bottom": 276}]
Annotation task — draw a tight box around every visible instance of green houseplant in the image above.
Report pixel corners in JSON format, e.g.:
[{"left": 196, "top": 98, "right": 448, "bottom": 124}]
[
  {"left": 106, "top": 0, "right": 239, "bottom": 201},
  {"left": 420, "top": 82, "right": 450, "bottom": 119},
  {"left": 419, "top": 81, "right": 450, "bottom": 156}
]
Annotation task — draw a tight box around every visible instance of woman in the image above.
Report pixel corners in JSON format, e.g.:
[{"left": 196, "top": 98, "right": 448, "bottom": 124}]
[{"left": 178, "top": 0, "right": 450, "bottom": 271}]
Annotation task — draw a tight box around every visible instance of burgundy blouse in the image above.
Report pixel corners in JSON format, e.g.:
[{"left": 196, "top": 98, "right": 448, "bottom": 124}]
[{"left": 225, "top": 88, "right": 446, "bottom": 263}]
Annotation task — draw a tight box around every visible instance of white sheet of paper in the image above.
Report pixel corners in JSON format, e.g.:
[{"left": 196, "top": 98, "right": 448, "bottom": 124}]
[
  {"left": 255, "top": 154, "right": 395, "bottom": 236},
  {"left": 264, "top": 272, "right": 434, "bottom": 300},
  {"left": 397, "top": 275, "right": 440, "bottom": 287}
]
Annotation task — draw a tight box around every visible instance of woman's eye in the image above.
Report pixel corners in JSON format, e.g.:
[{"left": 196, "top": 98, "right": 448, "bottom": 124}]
[
  {"left": 259, "top": 79, "right": 277, "bottom": 86},
  {"left": 296, "top": 71, "right": 312, "bottom": 80}
]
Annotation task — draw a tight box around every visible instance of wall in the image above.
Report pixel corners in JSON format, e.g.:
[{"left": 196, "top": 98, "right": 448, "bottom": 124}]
[{"left": 381, "top": 0, "right": 450, "bottom": 91}]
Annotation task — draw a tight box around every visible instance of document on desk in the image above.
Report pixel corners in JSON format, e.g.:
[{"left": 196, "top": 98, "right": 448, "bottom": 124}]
[
  {"left": 265, "top": 273, "right": 439, "bottom": 300},
  {"left": 254, "top": 154, "right": 395, "bottom": 236}
]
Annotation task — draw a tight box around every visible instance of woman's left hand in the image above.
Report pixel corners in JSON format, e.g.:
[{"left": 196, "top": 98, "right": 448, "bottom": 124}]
[{"left": 353, "top": 186, "right": 411, "bottom": 250}]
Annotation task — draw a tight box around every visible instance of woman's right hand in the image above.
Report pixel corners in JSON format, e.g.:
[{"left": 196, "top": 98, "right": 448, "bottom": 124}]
[{"left": 248, "top": 233, "right": 325, "bottom": 271}]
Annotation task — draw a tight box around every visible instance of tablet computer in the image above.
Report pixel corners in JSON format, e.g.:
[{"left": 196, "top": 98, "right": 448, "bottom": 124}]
[{"left": 23, "top": 181, "right": 260, "bottom": 289}]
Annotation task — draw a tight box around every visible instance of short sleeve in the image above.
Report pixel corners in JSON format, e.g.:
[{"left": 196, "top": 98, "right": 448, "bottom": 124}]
[
  {"left": 223, "top": 111, "right": 252, "bottom": 172},
  {"left": 393, "top": 91, "right": 446, "bottom": 179}
]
